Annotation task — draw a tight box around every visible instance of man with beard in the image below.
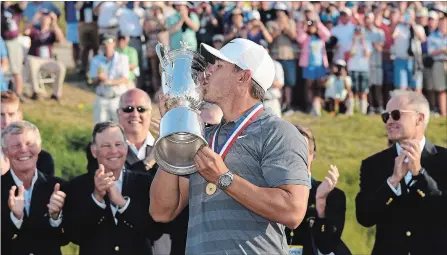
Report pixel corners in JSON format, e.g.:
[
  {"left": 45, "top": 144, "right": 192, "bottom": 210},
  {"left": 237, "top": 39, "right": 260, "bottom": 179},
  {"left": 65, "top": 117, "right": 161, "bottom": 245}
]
[
  {"left": 150, "top": 38, "right": 310, "bottom": 254},
  {"left": 356, "top": 90, "right": 447, "bottom": 255}
]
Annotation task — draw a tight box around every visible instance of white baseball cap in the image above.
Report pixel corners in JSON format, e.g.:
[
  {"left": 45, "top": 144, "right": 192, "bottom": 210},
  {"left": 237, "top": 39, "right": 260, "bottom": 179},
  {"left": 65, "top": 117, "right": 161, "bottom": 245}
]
[{"left": 200, "top": 38, "right": 275, "bottom": 92}]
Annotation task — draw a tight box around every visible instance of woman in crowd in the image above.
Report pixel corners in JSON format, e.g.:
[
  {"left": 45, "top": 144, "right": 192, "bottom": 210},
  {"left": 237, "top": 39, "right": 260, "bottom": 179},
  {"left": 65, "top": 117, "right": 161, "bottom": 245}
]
[
  {"left": 297, "top": 13, "right": 331, "bottom": 116},
  {"left": 286, "top": 124, "right": 351, "bottom": 255},
  {"left": 167, "top": 2, "right": 199, "bottom": 51}
]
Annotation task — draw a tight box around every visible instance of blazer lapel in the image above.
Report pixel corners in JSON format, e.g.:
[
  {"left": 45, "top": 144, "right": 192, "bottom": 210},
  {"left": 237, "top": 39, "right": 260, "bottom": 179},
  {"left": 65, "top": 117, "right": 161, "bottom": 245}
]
[
  {"left": 121, "top": 169, "right": 129, "bottom": 198},
  {"left": 126, "top": 147, "right": 140, "bottom": 167},
  {"left": 28, "top": 171, "right": 48, "bottom": 221},
  {"left": 421, "top": 140, "right": 437, "bottom": 167}
]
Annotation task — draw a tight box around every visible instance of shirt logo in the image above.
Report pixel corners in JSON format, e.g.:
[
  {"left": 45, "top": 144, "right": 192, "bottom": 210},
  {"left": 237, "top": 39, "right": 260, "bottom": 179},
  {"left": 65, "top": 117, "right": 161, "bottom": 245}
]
[{"left": 237, "top": 135, "right": 248, "bottom": 139}]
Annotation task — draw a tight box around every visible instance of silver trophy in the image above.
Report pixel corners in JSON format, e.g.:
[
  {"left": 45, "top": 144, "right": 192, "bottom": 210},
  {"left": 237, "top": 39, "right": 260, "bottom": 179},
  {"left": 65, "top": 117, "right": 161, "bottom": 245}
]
[{"left": 154, "top": 40, "right": 208, "bottom": 175}]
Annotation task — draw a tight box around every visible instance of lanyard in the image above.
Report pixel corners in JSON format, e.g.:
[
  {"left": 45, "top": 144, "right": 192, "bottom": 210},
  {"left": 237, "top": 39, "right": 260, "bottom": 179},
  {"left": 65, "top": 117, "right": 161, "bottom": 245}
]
[{"left": 210, "top": 102, "right": 263, "bottom": 160}]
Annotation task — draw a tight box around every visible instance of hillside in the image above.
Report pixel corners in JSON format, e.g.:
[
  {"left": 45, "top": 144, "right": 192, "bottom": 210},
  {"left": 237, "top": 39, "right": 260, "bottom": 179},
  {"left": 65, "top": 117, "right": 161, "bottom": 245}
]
[{"left": 23, "top": 83, "right": 447, "bottom": 255}]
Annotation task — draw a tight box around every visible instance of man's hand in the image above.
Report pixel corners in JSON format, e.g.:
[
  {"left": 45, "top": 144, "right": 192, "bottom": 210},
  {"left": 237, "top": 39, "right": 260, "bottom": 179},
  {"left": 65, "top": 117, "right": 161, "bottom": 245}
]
[
  {"left": 194, "top": 146, "right": 229, "bottom": 184},
  {"left": 158, "top": 94, "right": 169, "bottom": 117},
  {"left": 93, "top": 164, "right": 115, "bottom": 202},
  {"left": 143, "top": 148, "right": 157, "bottom": 170},
  {"left": 108, "top": 182, "right": 127, "bottom": 208},
  {"left": 50, "top": 12, "right": 58, "bottom": 25},
  {"left": 389, "top": 154, "right": 409, "bottom": 188},
  {"left": 400, "top": 140, "right": 422, "bottom": 176},
  {"left": 97, "top": 71, "right": 107, "bottom": 82},
  {"left": 48, "top": 183, "right": 66, "bottom": 219},
  {"left": 316, "top": 165, "right": 339, "bottom": 200},
  {"left": 8, "top": 185, "right": 25, "bottom": 220}
]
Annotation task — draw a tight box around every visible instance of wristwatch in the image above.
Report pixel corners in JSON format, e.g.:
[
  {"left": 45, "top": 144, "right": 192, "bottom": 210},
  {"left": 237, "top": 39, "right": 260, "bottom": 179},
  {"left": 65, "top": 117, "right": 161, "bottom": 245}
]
[{"left": 217, "top": 171, "right": 234, "bottom": 190}]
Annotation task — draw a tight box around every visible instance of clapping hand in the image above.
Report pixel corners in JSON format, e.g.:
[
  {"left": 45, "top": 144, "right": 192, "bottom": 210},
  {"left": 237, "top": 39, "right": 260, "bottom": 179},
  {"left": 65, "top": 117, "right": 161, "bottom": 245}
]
[
  {"left": 316, "top": 165, "right": 339, "bottom": 200},
  {"left": 400, "top": 139, "right": 422, "bottom": 176},
  {"left": 315, "top": 165, "right": 339, "bottom": 218},
  {"left": 108, "top": 182, "right": 127, "bottom": 208},
  {"left": 48, "top": 183, "right": 66, "bottom": 220},
  {"left": 8, "top": 185, "right": 25, "bottom": 220},
  {"left": 93, "top": 164, "right": 115, "bottom": 202}
]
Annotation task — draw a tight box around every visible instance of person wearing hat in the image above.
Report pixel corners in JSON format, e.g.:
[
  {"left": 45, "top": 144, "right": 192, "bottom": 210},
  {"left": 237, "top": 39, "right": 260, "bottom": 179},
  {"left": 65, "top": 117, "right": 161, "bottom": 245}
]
[
  {"left": 330, "top": 7, "right": 356, "bottom": 63},
  {"left": 196, "top": 2, "right": 219, "bottom": 47},
  {"left": 150, "top": 38, "right": 310, "bottom": 254},
  {"left": 166, "top": 1, "right": 199, "bottom": 51},
  {"left": 324, "top": 59, "right": 354, "bottom": 116},
  {"left": 297, "top": 9, "right": 331, "bottom": 117},
  {"left": 116, "top": 31, "right": 138, "bottom": 89},
  {"left": 223, "top": 7, "right": 246, "bottom": 42},
  {"left": 89, "top": 34, "right": 130, "bottom": 124},
  {"left": 211, "top": 34, "right": 224, "bottom": 50},
  {"left": 240, "top": 10, "right": 273, "bottom": 45},
  {"left": 23, "top": 9, "right": 66, "bottom": 101},
  {"left": 266, "top": 2, "right": 298, "bottom": 115}
]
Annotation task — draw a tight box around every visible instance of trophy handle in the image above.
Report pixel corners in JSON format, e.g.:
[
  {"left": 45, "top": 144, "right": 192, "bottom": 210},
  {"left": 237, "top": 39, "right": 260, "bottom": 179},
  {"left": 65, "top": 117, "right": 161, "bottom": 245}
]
[{"left": 156, "top": 43, "right": 169, "bottom": 65}]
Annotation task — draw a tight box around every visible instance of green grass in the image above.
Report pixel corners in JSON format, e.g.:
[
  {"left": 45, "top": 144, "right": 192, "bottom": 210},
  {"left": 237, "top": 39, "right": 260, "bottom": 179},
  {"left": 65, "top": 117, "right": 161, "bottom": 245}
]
[{"left": 23, "top": 84, "right": 447, "bottom": 255}]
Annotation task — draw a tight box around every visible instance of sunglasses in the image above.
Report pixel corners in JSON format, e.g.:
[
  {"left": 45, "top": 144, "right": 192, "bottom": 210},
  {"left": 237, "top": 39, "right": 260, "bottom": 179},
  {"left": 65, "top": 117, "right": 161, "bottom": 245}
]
[
  {"left": 121, "top": 106, "right": 149, "bottom": 113},
  {"left": 381, "top": 110, "right": 418, "bottom": 123}
]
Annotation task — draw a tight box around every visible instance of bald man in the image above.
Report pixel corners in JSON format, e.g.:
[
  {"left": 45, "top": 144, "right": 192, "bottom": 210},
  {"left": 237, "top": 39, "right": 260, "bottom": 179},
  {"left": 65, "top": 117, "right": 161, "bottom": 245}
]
[{"left": 86, "top": 88, "right": 157, "bottom": 173}]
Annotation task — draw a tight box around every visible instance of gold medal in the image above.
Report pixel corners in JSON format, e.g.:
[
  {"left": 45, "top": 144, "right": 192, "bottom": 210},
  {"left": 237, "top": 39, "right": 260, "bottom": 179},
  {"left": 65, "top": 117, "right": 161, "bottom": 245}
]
[{"left": 205, "top": 183, "right": 217, "bottom": 196}]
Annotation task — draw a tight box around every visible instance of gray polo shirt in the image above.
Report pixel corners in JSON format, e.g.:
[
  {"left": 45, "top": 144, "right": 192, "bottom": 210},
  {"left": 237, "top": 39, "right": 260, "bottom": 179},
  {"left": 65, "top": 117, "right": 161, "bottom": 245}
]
[{"left": 185, "top": 107, "right": 309, "bottom": 255}]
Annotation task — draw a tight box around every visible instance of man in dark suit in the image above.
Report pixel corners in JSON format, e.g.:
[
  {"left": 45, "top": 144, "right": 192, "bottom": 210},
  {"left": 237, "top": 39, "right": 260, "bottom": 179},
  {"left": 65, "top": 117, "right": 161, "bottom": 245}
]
[
  {"left": 85, "top": 89, "right": 224, "bottom": 254},
  {"left": 1, "top": 91, "right": 55, "bottom": 176},
  {"left": 65, "top": 121, "right": 162, "bottom": 255},
  {"left": 286, "top": 124, "right": 351, "bottom": 255},
  {"left": 1, "top": 120, "right": 67, "bottom": 255},
  {"left": 356, "top": 90, "right": 447, "bottom": 255}
]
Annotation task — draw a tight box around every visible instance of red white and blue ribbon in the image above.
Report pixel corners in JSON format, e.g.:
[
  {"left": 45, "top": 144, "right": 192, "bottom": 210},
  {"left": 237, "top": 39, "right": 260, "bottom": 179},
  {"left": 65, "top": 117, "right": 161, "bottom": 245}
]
[{"left": 210, "top": 102, "right": 263, "bottom": 160}]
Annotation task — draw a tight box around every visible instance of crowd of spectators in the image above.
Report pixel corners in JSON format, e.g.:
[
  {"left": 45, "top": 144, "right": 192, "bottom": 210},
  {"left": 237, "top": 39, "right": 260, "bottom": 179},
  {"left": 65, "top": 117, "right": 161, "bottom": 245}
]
[{"left": 1, "top": 1, "right": 446, "bottom": 119}]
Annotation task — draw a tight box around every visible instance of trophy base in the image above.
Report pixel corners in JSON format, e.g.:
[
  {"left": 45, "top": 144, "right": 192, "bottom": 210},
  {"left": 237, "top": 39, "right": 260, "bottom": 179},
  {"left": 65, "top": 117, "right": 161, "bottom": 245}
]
[{"left": 154, "top": 106, "right": 207, "bottom": 175}]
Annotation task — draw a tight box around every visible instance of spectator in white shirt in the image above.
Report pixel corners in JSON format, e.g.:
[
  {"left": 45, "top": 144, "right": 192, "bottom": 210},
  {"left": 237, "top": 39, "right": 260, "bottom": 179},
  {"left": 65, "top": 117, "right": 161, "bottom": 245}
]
[
  {"left": 330, "top": 8, "right": 355, "bottom": 62},
  {"left": 392, "top": 9, "right": 426, "bottom": 92},
  {"left": 90, "top": 34, "right": 130, "bottom": 124},
  {"left": 347, "top": 26, "right": 372, "bottom": 115}
]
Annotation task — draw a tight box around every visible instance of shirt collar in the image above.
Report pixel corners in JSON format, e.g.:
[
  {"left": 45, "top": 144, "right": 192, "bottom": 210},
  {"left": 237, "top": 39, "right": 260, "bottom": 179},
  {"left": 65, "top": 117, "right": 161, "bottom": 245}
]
[
  {"left": 116, "top": 168, "right": 124, "bottom": 184},
  {"left": 396, "top": 136, "right": 426, "bottom": 155},
  {"left": 10, "top": 168, "right": 38, "bottom": 190},
  {"left": 219, "top": 102, "right": 263, "bottom": 125},
  {"left": 127, "top": 131, "right": 155, "bottom": 149}
]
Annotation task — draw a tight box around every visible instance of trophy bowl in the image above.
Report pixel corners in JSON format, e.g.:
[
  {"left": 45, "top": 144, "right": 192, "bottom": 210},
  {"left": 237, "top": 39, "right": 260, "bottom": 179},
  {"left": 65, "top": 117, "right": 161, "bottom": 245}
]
[{"left": 153, "top": 41, "right": 208, "bottom": 175}]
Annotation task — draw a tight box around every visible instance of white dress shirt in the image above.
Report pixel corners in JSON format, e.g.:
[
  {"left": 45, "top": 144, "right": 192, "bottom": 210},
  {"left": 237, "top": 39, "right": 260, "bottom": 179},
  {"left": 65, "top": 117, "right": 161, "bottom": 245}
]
[
  {"left": 10, "top": 169, "right": 62, "bottom": 228},
  {"left": 387, "top": 137, "right": 426, "bottom": 196},
  {"left": 127, "top": 132, "right": 155, "bottom": 160},
  {"left": 91, "top": 169, "right": 130, "bottom": 225}
]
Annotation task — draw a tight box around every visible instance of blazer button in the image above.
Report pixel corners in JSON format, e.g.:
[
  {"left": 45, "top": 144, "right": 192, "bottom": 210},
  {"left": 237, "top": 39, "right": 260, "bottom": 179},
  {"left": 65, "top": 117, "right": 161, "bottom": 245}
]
[
  {"left": 406, "top": 231, "right": 411, "bottom": 237},
  {"left": 115, "top": 246, "right": 120, "bottom": 251},
  {"left": 12, "top": 234, "right": 18, "bottom": 240}
]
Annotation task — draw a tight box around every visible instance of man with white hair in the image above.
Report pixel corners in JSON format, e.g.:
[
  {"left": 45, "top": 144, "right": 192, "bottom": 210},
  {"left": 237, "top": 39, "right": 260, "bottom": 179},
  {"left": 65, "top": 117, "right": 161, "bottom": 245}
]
[
  {"left": 356, "top": 91, "right": 447, "bottom": 254},
  {"left": 150, "top": 38, "right": 310, "bottom": 254},
  {"left": 1, "top": 120, "right": 67, "bottom": 255}
]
